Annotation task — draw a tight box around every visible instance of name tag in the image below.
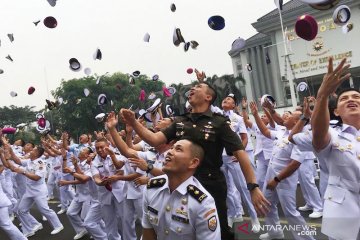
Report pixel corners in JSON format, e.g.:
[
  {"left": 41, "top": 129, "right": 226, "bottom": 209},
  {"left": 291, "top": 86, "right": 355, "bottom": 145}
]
[
  {"left": 147, "top": 206, "right": 158, "bottom": 215},
  {"left": 172, "top": 214, "right": 189, "bottom": 224}
]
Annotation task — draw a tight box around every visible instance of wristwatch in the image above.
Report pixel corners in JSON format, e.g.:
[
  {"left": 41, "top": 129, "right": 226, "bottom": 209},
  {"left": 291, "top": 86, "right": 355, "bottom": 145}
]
[
  {"left": 274, "top": 176, "right": 281, "bottom": 183},
  {"left": 146, "top": 163, "right": 154, "bottom": 173},
  {"left": 247, "top": 183, "right": 259, "bottom": 191}
]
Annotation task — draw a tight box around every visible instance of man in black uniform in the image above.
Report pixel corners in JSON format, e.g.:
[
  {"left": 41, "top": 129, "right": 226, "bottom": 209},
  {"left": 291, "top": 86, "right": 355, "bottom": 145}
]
[{"left": 120, "top": 82, "right": 270, "bottom": 239}]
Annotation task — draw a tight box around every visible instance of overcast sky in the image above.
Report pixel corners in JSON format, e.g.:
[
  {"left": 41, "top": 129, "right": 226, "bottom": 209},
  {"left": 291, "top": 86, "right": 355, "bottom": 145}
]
[{"left": 0, "top": 0, "right": 288, "bottom": 110}]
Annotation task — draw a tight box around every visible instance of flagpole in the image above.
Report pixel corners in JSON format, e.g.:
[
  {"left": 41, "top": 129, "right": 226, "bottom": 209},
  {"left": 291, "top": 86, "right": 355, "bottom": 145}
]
[
  {"left": 278, "top": 7, "right": 297, "bottom": 108},
  {"left": 44, "top": 67, "right": 54, "bottom": 133}
]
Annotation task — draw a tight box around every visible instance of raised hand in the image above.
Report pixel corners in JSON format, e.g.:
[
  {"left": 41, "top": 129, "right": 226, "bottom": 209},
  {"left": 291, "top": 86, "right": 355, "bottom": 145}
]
[
  {"left": 317, "top": 57, "right": 351, "bottom": 97},
  {"left": 303, "top": 97, "right": 312, "bottom": 119},
  {"left": 94, "top": 130, "right": 105, "bottom": 140},
  {"left": 104, "top": 147, "right": 115, "bottom": 157},
  {"left": 249, "top": 101, "right": 259, "bottom": 116},
  {"left": 119, "top": 108, "right": 136, "bottom": 126},
  {"left": 105, "top": 112, "right": 118, "bottom": 130},
  {"left": 129, "top": 157, "right": 148, "bottom": 171},
  {"left": 194, "top": 68, "right": 206, "bottom": 82},
  {"left": 241, "top": 97, "right": 248, "bottom": 109}
]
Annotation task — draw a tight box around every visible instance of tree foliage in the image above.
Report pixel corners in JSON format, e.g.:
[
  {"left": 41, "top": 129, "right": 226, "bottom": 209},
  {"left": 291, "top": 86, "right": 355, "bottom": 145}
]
[
  {"left": 0, "top": 105, "right": 37, "bottom": 127},
  {"left": 51, "top": 72, "right": 166, "bottom": 138}
]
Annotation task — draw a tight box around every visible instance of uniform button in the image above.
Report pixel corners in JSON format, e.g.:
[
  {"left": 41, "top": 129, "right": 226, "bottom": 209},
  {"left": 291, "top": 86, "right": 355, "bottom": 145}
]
[
  {"left": 357, "top": 136, "right": 360, "bottom": 142},
  {"left": 208, "top": 173, "right": 212, "bottom": 177},
  {"left": 176, "top": 227, "right": 182, "bottom": 233},
  {"left": 165, "top": 229, "right": 169, "bottom": 235},
  {"left": 357, "top": 154, "right": 360, "bottom": 160},
  {"left": 181, "top": 197, "right": 188, "bottom": 205},
  {"left": 166, "top": 205, "right": 171, "bottom": 211}
]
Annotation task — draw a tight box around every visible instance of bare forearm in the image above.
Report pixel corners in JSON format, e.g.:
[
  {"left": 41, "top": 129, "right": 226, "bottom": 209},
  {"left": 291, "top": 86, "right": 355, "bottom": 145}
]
[
  {"left": 311, "top": 95, "right": 330, "bottom": 150},
  {"left": 148, "top": 168, "right": 164, "bottom": 177},
  {"left": 242, "top": 110, "right": 253, "bottom": 128},
  {"left": 234, "top": 150, "right": 256, "bottom": 183},
  {"left": 118, "top": 173, "right": 141, "bottom": 181},
  {"left": 270, "top": 110, "right": 284, "bottom": 126},
  {"left": 277, "top": 160, "right": 301, "bottom": 181},
  {"left": 289, "top": 120, "right": 306, "bottom": 144},
  {"left": 253, "top": 113, "right": 271, "bottom": 138},
  {"left": 131, "top": 120, "right": 166, "bottom": 147},
  {"left": 240, "top": 133, "right": 248, "bottom": 149},
  {"left": 264, "top": 108, "right": 275, "bottom": 128},
  {"left": 72, "top": 172, "right": 90, "bottom": 182},
  {"left": 24, "top": 172, "right": 41, "bottom": 181},
  {"left": 109, "top": 128, "right": 137, "bottom": 158},
  {"left": 110, "top": 155, "right": 125, "bottom": 169}
]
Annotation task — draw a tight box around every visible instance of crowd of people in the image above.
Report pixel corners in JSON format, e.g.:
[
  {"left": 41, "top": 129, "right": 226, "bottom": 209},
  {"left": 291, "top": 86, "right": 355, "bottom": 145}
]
[{"left": 0, "top": 56, "right": 359, "bottom": 240}]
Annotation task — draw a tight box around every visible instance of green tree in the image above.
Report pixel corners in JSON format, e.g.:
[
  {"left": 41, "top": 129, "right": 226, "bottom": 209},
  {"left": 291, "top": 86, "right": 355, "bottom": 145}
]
[
  {"left": 51, "top": 72, "right": 166, "bottom": 139},
  {"left": 0, "top": 105, "right": 37, "bottom": 127}
]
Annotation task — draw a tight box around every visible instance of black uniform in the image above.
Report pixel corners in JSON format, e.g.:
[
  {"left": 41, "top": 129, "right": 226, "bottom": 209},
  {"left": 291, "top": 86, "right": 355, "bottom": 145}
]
[{"left": 162, "top": 109, "right": 244, "bottom": 239}]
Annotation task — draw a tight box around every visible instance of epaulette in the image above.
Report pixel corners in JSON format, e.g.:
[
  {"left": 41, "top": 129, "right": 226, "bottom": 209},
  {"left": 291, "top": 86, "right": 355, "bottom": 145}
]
[
  {"left": 147, "top": 178, "right": 166, "bottom": 189},
  {"left": 187, "top": 184, "right": 207, "bottom": 203}
]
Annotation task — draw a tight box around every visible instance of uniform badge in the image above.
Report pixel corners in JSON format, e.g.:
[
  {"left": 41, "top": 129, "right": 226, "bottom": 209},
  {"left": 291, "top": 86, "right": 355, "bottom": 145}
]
[
  {"left": 147, "top": 206, "right": 158, "bottom": 215},
  {"left": 172, "top": 214, "right": 189, "bottom": 224},
  {"left": 187, "top": 184, "right": 207, "bottom": 203},
  {"left": 208, "top": 216, "right": 217, "bottom": 231},
  {"left": 175, "top": 207, "right": 188, "bottom": 217},
  {"left": 147, "top": 178, "right": 166, "bottom": 189},
  {"left": 203, "top": 208, "right": 216, "bottom": 219}
]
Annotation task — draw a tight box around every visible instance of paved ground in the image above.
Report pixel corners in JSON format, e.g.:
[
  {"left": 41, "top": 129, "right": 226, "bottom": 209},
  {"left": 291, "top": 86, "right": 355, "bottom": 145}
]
[{"left": 1, "top": 183, "right": 327, "bottom": 240}]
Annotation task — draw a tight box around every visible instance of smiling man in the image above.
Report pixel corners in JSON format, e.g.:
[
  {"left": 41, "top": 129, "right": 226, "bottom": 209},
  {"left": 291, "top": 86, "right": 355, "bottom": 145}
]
[
  {"left": 311, "top": 57, "right": 359, "bottom": 240},
  {"left": 142, "top": 139, "right": 221, "bottom": 240},
  {"left": 120, "top": 82, "right": 269, "bottom": 239}
]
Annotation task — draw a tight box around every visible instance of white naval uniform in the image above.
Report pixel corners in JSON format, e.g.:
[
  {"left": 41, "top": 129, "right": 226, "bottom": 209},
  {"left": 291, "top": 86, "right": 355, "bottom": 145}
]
[
  {"left": 292, "top": 130, "right": 330, "bottom": 199},
  {"left": 315, "top": 125, "right": 360, "bottom": 240},
  {"left": 0, "top": 168, "right": 27, "bottom": 240},
  {"left": 121, "top": 156, "right": 146, "bottom": 240},
  {"left": 66, "top": 160, "right": 92, "bottom": 235},
  {"left": 251, "top": 123, "right": 277, "bottom": 191},
  {"left": 46, "top": 155, "right": 61, "bottom": 199},
  {"left": 91, "top": 154, "right": 126, "bottom": 240},
  {"left": 58, "top": 153, "right": 75, "bottom": 211},
  {"left": 263, "top": 129, "right": 315, "bottom": 240},
  {"left": 221, "top": 110, "right": 257, "bottom": 220},
  {"left": 17, "top": 158, "right": 63, "bottom": 235},
  {"left": 294, "top": 126, "right": 323, "bottom": 213},
  {"left": 83, "top": 165, "right": 107, "bottom": 240},
  {"left": 142, "top": 175, "right": 221, "bottom": 240}
]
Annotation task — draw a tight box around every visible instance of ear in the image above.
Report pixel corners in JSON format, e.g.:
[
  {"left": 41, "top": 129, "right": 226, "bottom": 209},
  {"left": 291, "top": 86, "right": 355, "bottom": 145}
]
[
  {"left": 188, "top": 158, "right": 200, "bottom": 170},
  {"left": 333, "top": 108, "right": 339, "bottom": 116},
  {"left": 205, "top": 94, "right": 212, "bottom": 103}
]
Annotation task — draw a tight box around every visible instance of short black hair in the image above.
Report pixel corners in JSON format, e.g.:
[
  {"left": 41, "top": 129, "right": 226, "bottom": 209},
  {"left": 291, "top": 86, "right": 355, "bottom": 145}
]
[
  {"left": 336, "top": 88, "right": 360, "bottom": 105},
  {"left": 16, "top": 139, "right": 26, "bottom": 147},
  {"left": 188, "top": 140, "right": 204, "bottom": 162},
  {"left": 27, "top": 142, "right": 35, "bottom": 148},
  {"left": 36, "top": 146, "right": 45, "bottom": 157},
  {"left": 203, "top": 82, "right": 217, "bottom": 105}
]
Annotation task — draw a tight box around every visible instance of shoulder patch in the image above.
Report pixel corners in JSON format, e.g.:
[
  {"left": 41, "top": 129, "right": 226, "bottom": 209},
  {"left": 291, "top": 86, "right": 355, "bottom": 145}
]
[
  {"left": 187, "top": 184, "right": 207, "bottom": 203},
  {"left": 147, "top": 178, "right": 166, "bottom": 189}
]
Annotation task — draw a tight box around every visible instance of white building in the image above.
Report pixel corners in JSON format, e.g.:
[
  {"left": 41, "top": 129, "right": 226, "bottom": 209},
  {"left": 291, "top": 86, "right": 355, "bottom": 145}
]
[{"left": 229, "top": 0, "right": 360, "bottom": 109}]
